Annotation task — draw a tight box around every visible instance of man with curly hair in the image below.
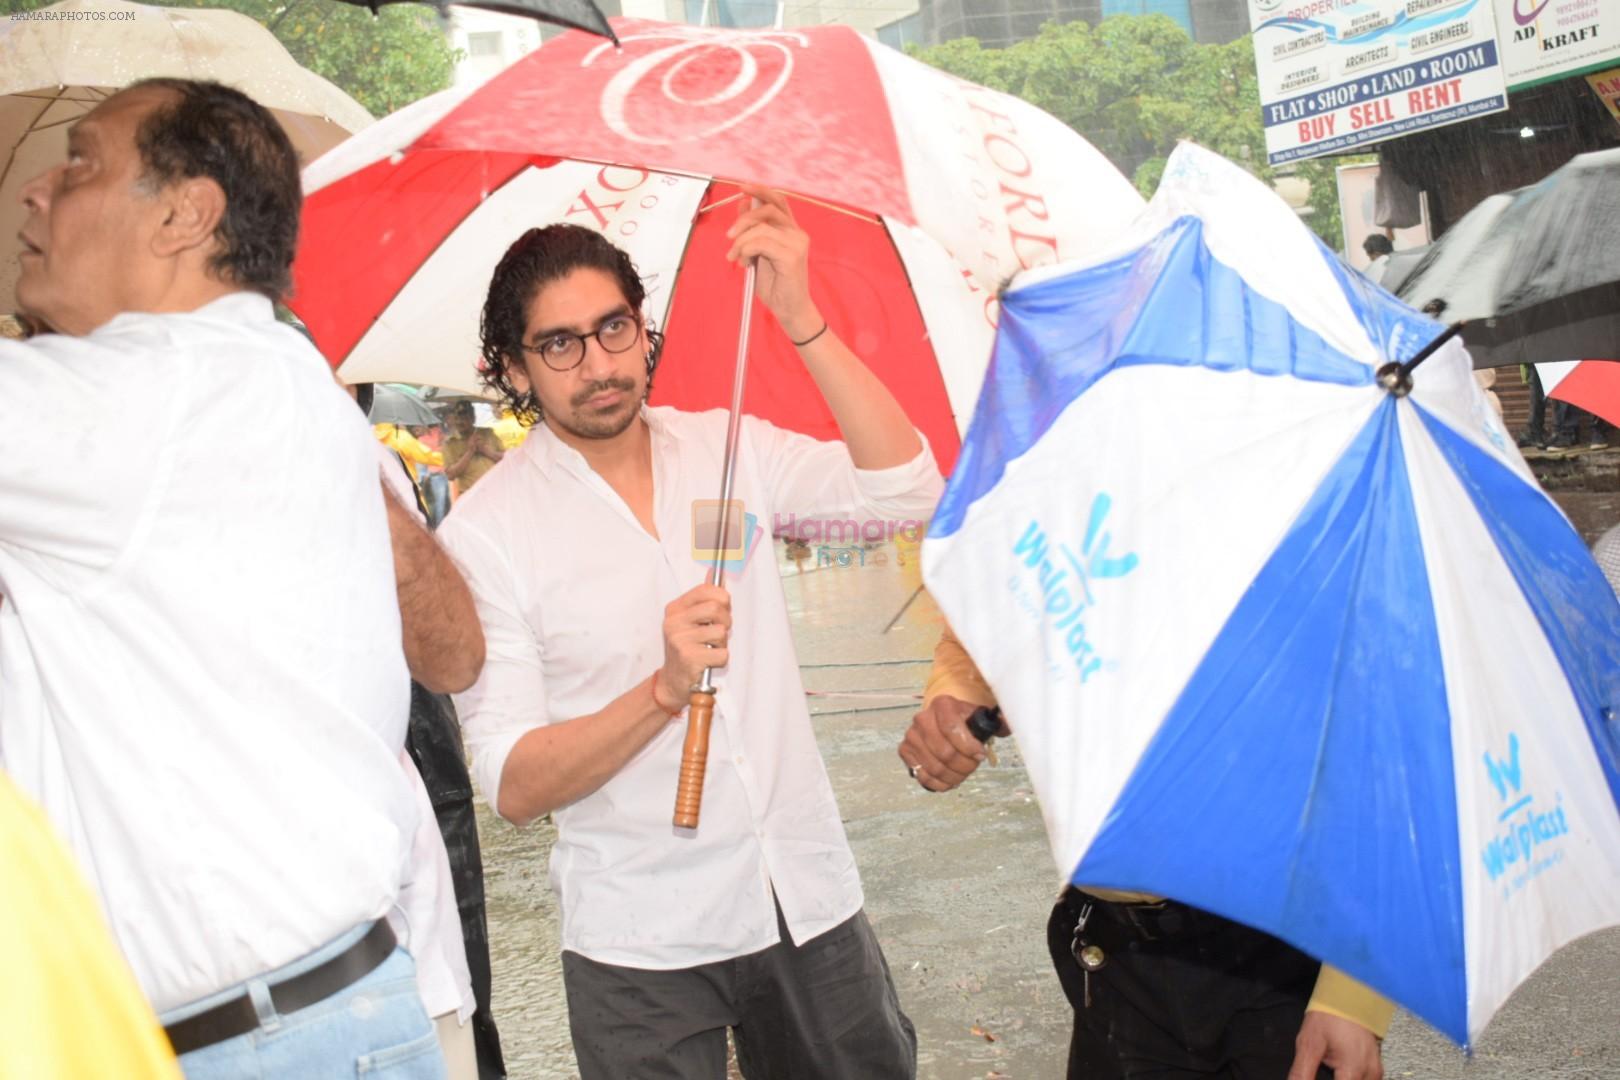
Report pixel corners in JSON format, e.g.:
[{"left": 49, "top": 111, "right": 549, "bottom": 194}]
[{"left": 437, "top": 188, "right": 939, "bottom": 1078}]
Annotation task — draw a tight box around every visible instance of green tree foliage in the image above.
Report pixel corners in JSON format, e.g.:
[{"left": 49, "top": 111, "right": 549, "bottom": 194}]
[
  {"left": 911, "top": 16, "right": 1357, "bottom": 250},
  {"left": 1, "top": 0, "right": 458, "bottom": 118}
]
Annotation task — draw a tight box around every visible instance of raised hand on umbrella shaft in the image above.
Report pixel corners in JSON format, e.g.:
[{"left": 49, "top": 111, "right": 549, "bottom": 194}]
[
  {"left": 725, "top": 185, "right": 922, "bottom": 471},
  {"left": 725, "top": 186, "right": 823, "bottom": 344}
]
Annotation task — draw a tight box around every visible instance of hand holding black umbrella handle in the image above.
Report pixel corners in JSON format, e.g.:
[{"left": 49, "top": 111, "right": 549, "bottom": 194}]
[
  {"left": 674, "top": 256, "right": 759, "bottom": 830},
  {"left": 966, "top": 705, "right": 1004, "bottom": 767},
  {"left": 966, "top": 706, "right": 1004, "bottom": 743}
]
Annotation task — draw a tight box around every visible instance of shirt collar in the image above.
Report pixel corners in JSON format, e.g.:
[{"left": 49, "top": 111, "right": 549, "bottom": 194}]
[
  {"left": 197, "top": 291, "right": 276, "bottom": 322},
  {"left": 94, "top": 291, "right": 276, "bottom": 337}
]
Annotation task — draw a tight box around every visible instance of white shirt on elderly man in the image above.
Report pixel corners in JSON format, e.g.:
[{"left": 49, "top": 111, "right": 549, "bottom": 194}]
[
  {"left": 438, "top": 404, "right": 941, "bottom": 970},
  {"left": 0, "top": 292, "right": 416, "bottom": 1015}
]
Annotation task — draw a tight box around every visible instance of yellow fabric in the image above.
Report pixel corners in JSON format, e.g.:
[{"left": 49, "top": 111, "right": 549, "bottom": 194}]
[
  {"left": 386, "top": 448, "right": 431, "bottom": 520},
  {"left": 1307, "top": 966, "right": 1397, "bottom": 1036},
  {"left": 491, "top": 412, "right": 530, "bottom": 451},
  {"left": 0, "top": 774, "right": 182, "bottom": 1079},
  {"left": 922, "top": 623, "right": 1394, "bottom": 1039},
  {"left": 921, "top": 624, "right": 997, "bottom": 709},
  {"left": 374, "top": 424, "right": 443, "bottom": 469}
]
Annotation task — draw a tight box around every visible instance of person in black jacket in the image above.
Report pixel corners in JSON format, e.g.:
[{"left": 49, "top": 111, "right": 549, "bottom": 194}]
[{"left": 359, "top": 380, "right": 508, "bottom": 1079}]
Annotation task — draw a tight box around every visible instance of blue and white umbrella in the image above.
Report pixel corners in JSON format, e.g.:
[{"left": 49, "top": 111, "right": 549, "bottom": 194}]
[{"left": 922, "top": 144, "right": 1620, "bottom": 1046}]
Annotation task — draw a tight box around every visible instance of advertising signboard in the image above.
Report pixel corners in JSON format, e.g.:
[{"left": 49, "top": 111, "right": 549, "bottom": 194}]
[
  {"left": 1498, "top": 0, "right": 1620, "bottom": 89},
  {"left": 1252, "top": 0, "right": 1511, "bottom": 164}
]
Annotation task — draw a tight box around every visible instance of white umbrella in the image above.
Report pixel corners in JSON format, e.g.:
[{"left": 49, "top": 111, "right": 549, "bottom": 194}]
[{"left": 1, "top": 0, "right": 374, "bottom": 310}]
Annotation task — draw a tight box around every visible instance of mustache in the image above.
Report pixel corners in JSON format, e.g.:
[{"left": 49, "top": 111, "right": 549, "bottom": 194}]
[{"left": 572, "top": 377, "right": 638, "bottom": 408}]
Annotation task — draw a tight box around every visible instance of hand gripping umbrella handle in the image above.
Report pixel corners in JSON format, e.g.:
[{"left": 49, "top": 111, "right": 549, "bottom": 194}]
[{"left": 674, "top": 689, "right": 716, "bottom": 828}]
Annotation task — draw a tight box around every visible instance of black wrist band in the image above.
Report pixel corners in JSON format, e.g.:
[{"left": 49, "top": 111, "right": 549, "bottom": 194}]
[{"left": 790, "top": 322, "right": 829, "bottom": 348}]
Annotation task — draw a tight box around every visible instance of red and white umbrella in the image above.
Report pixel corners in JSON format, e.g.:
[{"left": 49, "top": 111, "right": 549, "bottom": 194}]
[
  {"left": 290, "top": 18, "right": 1144, "bottom": 470},
  {"left": 1539, "top": 360, "right": 1620, "bottom": 431}
]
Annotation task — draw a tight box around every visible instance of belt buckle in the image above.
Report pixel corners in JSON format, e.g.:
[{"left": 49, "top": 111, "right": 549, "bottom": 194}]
[{"left": 164, "top": 921, "right": 394, "bottom": 1057}]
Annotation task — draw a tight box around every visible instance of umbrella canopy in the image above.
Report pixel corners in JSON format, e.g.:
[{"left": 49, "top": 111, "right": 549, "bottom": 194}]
[
  {"left": 1395, "top": 191, "right": 1517, "bottom": 321},
  {"left": 419, "top": 384, "right": 497, "bottom": 405},
  {"left": 332, "top": 0, "right": 616, "bottom": 42},
  {"left": 1398, "top": 149, "right": 1620, "bottom": 366},
  {"left": 1446, "top": 283, "right": 1620, "bottom": 371},
  {"left": 0, "top": 0, "right": 373, "bottom": 311},
  {"left": 288, "top": 18, "right": 1145, "bottom": 469},
  {"left": 1539, "top": 359, "right": 1620, "bottom": 431},
  {"left": 1377, "top": 242, "right": 1429, "bottom": 296},
  {"left": 922, "top": 143, "right": 1620, "bottom": 1048},
  {"left": 367, "top": 383, "right": 441, "bottom": 427}
]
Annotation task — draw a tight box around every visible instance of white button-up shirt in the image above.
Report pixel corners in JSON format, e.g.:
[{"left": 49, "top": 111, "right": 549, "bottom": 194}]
[
  {"left": 0, "top": 294, "right": 416, "bottom": 1014},
  {"left": 439, "top": 405, "right": 941, "bottom": 968}
]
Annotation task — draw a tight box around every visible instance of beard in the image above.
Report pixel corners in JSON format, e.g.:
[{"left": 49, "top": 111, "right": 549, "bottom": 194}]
[{"left": 550, "top": 375, "right": 644, "bottom": 440}]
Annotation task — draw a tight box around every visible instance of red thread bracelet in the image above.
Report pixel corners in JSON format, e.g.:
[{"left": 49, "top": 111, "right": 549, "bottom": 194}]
[{"left": 650, "top": 674, "right": 683, "bottom": 717}]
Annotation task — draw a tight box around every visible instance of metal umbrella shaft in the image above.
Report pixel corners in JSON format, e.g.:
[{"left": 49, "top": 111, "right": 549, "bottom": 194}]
[
  {"left": 674, "top": 259, "right": 758, "bottom": 829},
  {"left": 1375, "top": 321, "right": 1467, "bottom": 398}
]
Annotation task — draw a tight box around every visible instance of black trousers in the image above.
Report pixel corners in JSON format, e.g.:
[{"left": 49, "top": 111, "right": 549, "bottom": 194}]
[
  {"left": 406, "top": 684, "right": 505, "bottom": 1078},
  {"left": 562, "top": 901, "right": 916, "bottom": 1080},
  {"left": 1048, "top": 890, "right": 1332, "bottom": 1080}
]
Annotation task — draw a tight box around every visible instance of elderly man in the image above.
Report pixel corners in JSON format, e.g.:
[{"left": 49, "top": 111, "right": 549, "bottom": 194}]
[{"left": 0, "top": 80, "right": 444, "bottom": 1078}]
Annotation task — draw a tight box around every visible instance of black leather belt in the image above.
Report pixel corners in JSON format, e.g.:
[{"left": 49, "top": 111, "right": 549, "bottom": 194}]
[
  {"left": 1069, "top": 889, "right": 1190, "bottom": 942},
  {"left": 163, "top": 920, "right": 396, "bottom": 1056}
]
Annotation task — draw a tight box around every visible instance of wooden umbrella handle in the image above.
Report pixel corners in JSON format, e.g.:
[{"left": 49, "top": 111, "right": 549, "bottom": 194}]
[{"left": 673, "top": 689, "right": 716, "bottom": 829}]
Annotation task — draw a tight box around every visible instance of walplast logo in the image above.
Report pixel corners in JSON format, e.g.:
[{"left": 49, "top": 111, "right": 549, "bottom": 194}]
[
  {"left": 1480, "top": 733, "right": 1572, "bottom": 897},
  {"left": 691, "top": 499, "right": 763, "bottom": 577},
  {"left": 1007, "top": 492, "right": 1139, "bottom": 684}
]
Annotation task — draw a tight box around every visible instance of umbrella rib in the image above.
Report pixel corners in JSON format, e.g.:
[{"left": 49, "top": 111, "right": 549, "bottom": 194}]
[
  {"left": 651, "top": 179, "right": 717, "bottom": 344},
  {"left": 9, "top": 90, "right": 110, "bottom": 102},
  {"left": 16, "top": 113, "right": 81, "bottom": 135},
  {"left": 700, "top": 188, "right": 881, "bottom": 225},
  {"left": 1283, "top": 415, "right": 1400, "bottom": 914},
  {"left": 0, "top": 87, "right": 74, "bottom": 206}
]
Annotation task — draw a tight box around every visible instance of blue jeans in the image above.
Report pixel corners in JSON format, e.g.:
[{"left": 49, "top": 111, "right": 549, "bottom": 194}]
[{"left": 161, "top": 925, "right": 446, "bottom": 1079}]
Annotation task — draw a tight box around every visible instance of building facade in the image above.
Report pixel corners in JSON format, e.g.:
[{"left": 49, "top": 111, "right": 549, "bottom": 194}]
[
  {"left": 450, "top": 0, "right": 925, "bottom": 88},
  {"left": 1379, "top": 74, "right": 1620, "bottom": 236},
  {"left": 913, "top": 0, "right": 1246, "bottom": 50},
  {"left": 447, "top": 7, "right": 544, "bottom": 89}
]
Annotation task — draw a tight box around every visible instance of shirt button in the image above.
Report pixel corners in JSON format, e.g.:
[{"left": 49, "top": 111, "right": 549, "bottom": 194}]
[{"left": 735, "top": 755, "right": 745, "bottom": 765}]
